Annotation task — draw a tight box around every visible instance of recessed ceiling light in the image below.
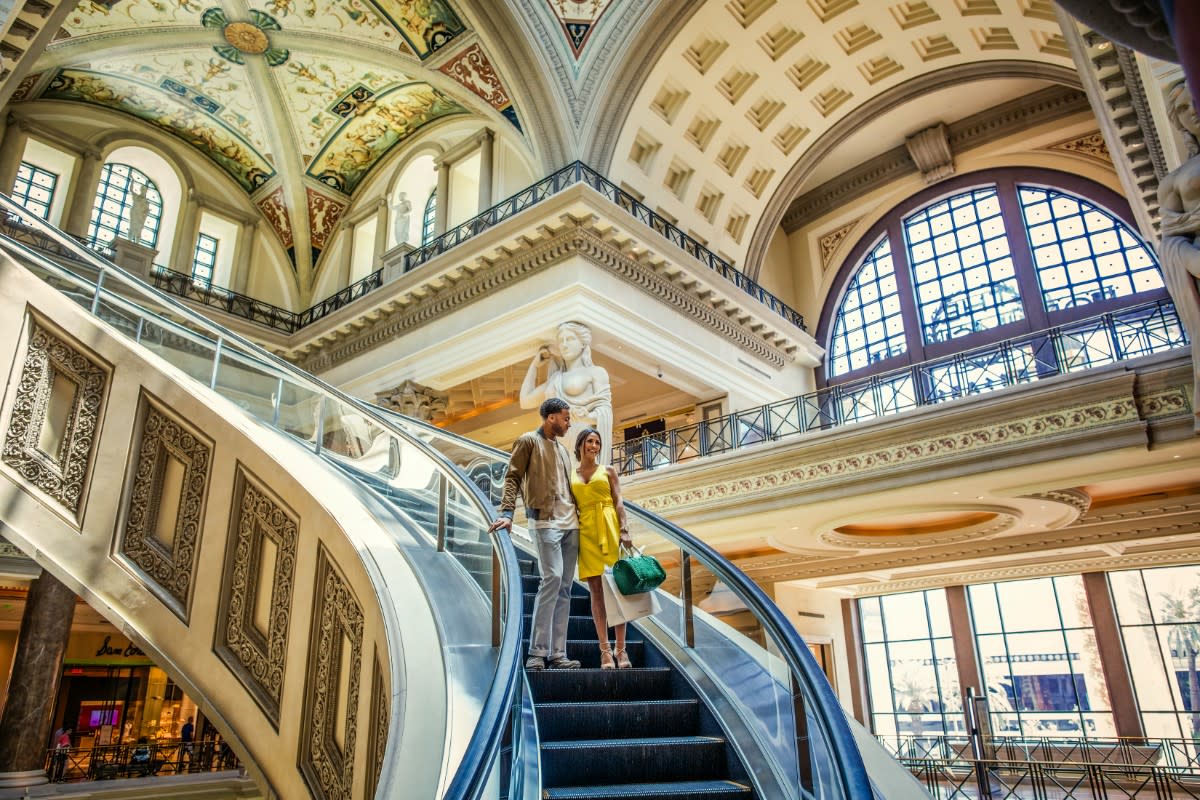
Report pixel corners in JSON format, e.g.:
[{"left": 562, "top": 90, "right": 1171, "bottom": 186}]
[
  {"left": 790, "top": 526, "right": 799, "bottom": 530},
  {"left": 975, "top": 495, "right": 984, "bottom": 500}
]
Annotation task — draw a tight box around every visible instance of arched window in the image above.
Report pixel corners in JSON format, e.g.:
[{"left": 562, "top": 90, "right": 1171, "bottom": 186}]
[
  {"left": 421, "top": 189, "right": 437, "bottom": 245},
  {"left": 822, "top": 169, "right": 1171, "bottom": 385},
  {"left": 87, "top": 163, "right": 163, "bottom": 247}
]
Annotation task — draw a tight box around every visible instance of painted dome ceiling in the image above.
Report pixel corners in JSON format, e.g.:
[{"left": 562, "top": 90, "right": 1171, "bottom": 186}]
[{"left": 13, "top": 0, "right": 535, "bottom": 280}]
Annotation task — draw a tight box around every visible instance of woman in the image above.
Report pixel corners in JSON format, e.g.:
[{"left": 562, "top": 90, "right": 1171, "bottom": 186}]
[
  {"left": 520, "top": 321, "right": 613, "bottom": 465},
  {"left": 571, "top": 427, "right": 633, "bottom": 668}
]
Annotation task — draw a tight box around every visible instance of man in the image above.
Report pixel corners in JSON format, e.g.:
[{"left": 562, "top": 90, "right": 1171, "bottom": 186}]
[
  {"left": 180, "top": 716, "right": 194, "bottom": 764},
  {"left": 490, "top": 397, "right": 581, "bottom": 670}
]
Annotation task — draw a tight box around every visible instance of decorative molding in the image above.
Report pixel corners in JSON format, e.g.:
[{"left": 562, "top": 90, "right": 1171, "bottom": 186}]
[
  {"left": 294, "top": 222, "right": 795, "bottom": 373},
  {"left": 780, "top": 84, "right": 1090, "bottom": 233},
  {"left": 817, "top": 507, "right": 1019, "bottom": 549},
  {"left": 306, "top": 187, "right": 346, "bottom": 253},
  {"left": 375, "top": 379, "right": 448, "bottom": 421},
  {"left": 117, "top": 392, "right": 212, "bottom": 621},
  {"left": 1136, "top": 387, "right": 1190, "bottom": 420},
  {"left": 299, "top": 545, "right": 364, "bottom": 800},
  {"left": 1044, "top": 130, "right": 1113, "bottom": 163},
  {"left": 2, "top": 316, "right": 109, "bottom": 520},
  {"left": 366, "top": 649, "right": 387, "bottom": 800},
  {"left": 1022, "top": 488, "right": 1092, "bottom": 517},
  {"left": 818, "top": 218, "right": 861, "bottom": 271},
  {"left": 905, "top": 122, "right": 955, "bottom": 183},
  {"left": 215, "top": 465, "right": 297, "bottom": 728},
  {"left": 638, "top": 397, "right": 1139, "bottom": 512}
]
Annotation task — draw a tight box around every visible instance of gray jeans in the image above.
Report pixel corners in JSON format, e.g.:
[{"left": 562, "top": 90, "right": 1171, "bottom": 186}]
[{"left": 528, "top": 527, "right": 579, "bottom": 659}]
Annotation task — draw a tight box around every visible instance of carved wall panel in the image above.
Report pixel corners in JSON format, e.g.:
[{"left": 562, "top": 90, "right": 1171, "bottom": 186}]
[
  {"left": 215, "top": 464, "right": 297, "bottom": 727},
  {"left": 367, "top": 649, "right": 387, "bottom": 800},
  {"left": 117, "top": 391, "right": 213, "bottom": 621},
  {"left": 300, "top": 545, "right": 364, "bottom": 800},
  {"left": 2, "top": 317, "right": 109, "bottom": 520}
]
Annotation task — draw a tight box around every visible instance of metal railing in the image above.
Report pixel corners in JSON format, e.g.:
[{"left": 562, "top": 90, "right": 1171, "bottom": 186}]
[
  {"left": 613, "top": 299, "right": 1187, "bottom": 474},
  {"left": 4, "top": 157, "right": 810, "bottom": 335},
  {"left": 45, "top": 739, "right": 240, "bottom": 783},
  {"left": 405, "top": 161, "right": 807, "bottom": 330},
  {"left": 878, "top": 734, "right": 1200, "bottom": 772}
]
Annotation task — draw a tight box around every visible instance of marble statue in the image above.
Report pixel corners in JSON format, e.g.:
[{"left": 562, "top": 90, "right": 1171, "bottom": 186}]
[
  {"left": 1159, "top": 80, "right": 1200, "bottom": 427},
  {"left": 127, "top": 183, "right": 150, "bottom": 244},
  {"left": 392, "top": 191, "right": 413, "bottom": 244},
  {"left": 520, "top": 321, "right": 613, "bottom": 465}
]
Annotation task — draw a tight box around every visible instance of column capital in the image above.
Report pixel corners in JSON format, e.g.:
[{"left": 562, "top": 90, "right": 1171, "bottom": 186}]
[
  {"left": 476, "top": 127, "right": 495, "bottom": 145},
  {"left": 375, "top": 380, "right": 448, "bottom": 421}
]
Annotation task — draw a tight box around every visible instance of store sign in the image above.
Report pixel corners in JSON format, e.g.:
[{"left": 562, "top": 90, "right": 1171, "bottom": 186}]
[{"left": 64, "top": 633, "right": 153, "bottom": 665}]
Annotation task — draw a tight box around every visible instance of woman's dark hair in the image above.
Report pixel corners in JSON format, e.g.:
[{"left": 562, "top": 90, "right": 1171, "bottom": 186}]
[{"left": 574, "top": 427, "right": 602, "bottom": 459}]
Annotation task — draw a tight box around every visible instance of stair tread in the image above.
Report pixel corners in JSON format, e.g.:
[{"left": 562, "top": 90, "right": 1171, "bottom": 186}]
[
  {"left": 544, "top": 781, "right": 752, "bottom": 798},
  {"left": 543, "top": 735, "right": 724, "bottom": 749},
  {"left": 537, "top": 698, "right": 697, "bottom": 709}
]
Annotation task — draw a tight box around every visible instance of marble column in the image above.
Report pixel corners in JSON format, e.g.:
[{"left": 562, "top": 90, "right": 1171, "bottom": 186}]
[
  {"left": 171, "top": 194, "right": 203, "bottom": 274},
  {"left": 1082, "top": 572, "right": 1145, "bottom": 739},
  {"left": 63, "top": 149, "right": 103, "bottom": 239},
  {"left": 477, "top": 128, "right": 495, "bottom": 210},
  {"left": 232, "top": 219, "right": 256, "bottom": 294},
  {"left": 0, "top": 571, "right": 76, "bottom": 786},
  {"left": 372, "top": 198, "right": 388, "bottom": 269},
  {"left": 434, "top": 161, "right": 450, "bottom": 236},
  {"left": 0, "top": 118, "right": 29, "bottom": 195}
]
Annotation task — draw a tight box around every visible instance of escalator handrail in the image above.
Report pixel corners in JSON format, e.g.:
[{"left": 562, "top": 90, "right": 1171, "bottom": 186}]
[
  {"left": 0, "top": 194, "right": 525, "bottom": 800},
  {"left": 376, "top": 410, "right": 874, "bottom": 800}
]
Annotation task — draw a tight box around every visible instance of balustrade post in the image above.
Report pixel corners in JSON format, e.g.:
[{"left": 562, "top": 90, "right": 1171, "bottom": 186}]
[
  {"left": 680, "top": 549, "right": 694, "bottom": 648},
  {"left": 436, "top": 473, "right": 447, "bottom": 552},
  {"left": 314, "top": 396, "right": 326, "bottom": 455},
  {"left": 271, "top": 377, "right": 284, "bottom": 427},
  {"left": 491, "top": 545, "right": 501, "bottom": 647},
  {"left": 90, "top": 268, "right": 105, "bottom": 315},
  {"left": 209, "top": 337, "right": 223, "bottom": 391},
  {"left": 790, "top": 671, "right": 814, "bottom": 795}
]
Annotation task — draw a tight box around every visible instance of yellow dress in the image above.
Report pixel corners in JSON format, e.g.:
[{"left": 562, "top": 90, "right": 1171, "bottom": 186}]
[{"left": 571, "top": 466, "right": 621, "bottom": 579}]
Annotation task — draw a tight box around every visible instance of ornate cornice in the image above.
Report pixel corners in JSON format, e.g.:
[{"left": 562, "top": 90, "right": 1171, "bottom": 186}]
[
  {"left": 638, "top": 396, "right": 1141, "bottom": 513},
  {"left": 782, "top": 86, "right": 1091, "bottom": 232},
  {"left": 295, "top": 222, "right": 796, "bottom": 374}
]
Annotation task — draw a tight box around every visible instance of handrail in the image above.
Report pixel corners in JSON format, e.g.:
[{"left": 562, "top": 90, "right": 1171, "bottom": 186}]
[
  {"left": 614, "top": 297, "right": 1187, "bottom": 474},
  {"left": 376, "top": 408, "right": 874, "bottom": 800},
  {"left": 0, "top": 193, "right": 525, "bottom": 800}
]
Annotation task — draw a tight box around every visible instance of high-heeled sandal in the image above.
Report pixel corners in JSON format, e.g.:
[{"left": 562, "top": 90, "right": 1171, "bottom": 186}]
[
  {"left": 615, "top": 648, "right": 632, "bottom": 669},
  {"left": 599, "top": 645, "right": 616, "bottom": 670}
]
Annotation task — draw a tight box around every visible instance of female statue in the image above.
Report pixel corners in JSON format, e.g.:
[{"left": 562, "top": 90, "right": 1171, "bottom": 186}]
[
  {"left": 520, "top": 321, "right": 613, "bottom": 465},
  {"left": 127, "top": 183, "right": 150, "bottom": 244},
  {"left": 1159, "top": 80, "right": 1200, "bottom": 427}
]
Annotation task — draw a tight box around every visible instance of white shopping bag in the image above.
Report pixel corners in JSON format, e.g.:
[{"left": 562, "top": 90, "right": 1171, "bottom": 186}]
[{"left": 601, "top": 570, "right": 662, "bottom": 626}]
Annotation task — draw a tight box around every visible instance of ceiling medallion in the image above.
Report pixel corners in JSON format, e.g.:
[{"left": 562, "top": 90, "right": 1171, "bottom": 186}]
[
  {"left": 224, "top": 22, "right": 269, "bottom": 54},
  {"left": 202, "top": 7, "right": 289, "bottom": 66}
]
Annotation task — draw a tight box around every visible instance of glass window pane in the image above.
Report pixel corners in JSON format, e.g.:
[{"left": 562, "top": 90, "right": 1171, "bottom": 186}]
[
  {"left": 881, "top": 592, "right": 930, "bottom": 641},
  {"left": 87, "top": 162, "right": 163, "bottom": 249},
  {"left": 829, "top": 237, "right": 907, "bottom": 377}
]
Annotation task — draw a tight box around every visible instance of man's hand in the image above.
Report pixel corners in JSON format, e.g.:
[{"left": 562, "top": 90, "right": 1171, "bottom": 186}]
[{"left": 489, "top": 517, "right": 512, "bottom": 533}]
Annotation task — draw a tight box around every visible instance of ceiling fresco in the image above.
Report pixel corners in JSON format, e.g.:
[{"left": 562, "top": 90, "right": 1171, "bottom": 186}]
[
  {"left": 61, "top": 0, "right": 207, "bottom": 37},
  {"left": 545, "top": 0, "right": 617, "bottom": 58},
  {"left": 40, "top": 68, "right": 275, "bottom": 192},
  {"left": 24, "top": 0, "right": 528, "bottom": 291},
  {"left": 307, "top": 82, "right": 465, "bottom": 193}
]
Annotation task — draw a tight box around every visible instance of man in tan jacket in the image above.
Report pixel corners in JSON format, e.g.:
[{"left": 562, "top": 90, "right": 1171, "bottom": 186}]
[{"left": 490, "top": 397, "right": 581, "bottom": 669}]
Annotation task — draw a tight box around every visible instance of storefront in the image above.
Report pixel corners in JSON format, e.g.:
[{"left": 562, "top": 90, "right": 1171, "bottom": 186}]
[{"left": 53, "top": 632, "right": 200, "bottom": 748}]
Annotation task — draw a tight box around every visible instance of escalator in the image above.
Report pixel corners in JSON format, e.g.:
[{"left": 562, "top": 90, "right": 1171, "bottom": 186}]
[{"left": 0, "top": 193, "right": 909, "bottom": 800}]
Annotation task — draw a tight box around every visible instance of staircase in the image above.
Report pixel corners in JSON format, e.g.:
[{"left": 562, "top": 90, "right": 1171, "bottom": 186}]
[{"left": 519, "top": 564, "right": 756, "bottom": 799}]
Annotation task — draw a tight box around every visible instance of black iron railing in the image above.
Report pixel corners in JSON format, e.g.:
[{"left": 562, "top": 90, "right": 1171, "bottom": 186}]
[
  {"left": 6, "top": 162, "right": 806, "bottom": 334},
  {"left": 45, "top": 739, "right": 240, "bottom": 783},
  {"left": 614, "top": 299, "right": 1187, "bottom": 474},
  {"left": 405, "top": 161, "right": 807, "bottom": 330}
]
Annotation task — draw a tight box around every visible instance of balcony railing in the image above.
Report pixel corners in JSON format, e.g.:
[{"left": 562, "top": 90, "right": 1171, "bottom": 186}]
[
  {"left": 880, "top": 734, "right": 1200, "bottom": 799},
  {"left": 7, "top": 162, "right": 807, "bottom": 334},
  {"left": 613, "top": 299, "right": 1187, "bottom": 475},
  {"left": 405, "top": 161, "right": 807, "bottom": 330},
  {"left": 45, "top": 739, "right": 240, "bottom": 783}
]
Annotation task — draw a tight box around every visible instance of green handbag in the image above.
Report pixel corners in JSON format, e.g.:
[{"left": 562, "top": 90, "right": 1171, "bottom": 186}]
[{"left": 612, "top": 545, "right": 667, "bottom": 595}]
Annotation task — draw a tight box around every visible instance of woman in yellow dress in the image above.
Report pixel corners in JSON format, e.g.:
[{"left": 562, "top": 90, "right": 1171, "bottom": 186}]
[{"left": 571, "top": 428, "right": 634, "bottom": 669}]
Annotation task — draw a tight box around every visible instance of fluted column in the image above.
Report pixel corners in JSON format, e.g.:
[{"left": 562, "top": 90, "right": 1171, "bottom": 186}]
[
  {"left": 372, "top": 198, "right": 388, "bottom": 269},
  {"left": 0, "top": 118, "right": 30, "bottom": 195},
  {"left": 434, "top": 160, "right": 450, "bottom": 235},
  {"left": 63, "top": 149, "right": 103, "bottom": 238},
  {"left": 232, "top": 219, "right": 256, "bottom": 294},
  {"left": 0, "top": 571, "right": 76, "bottom": 786},
  {"left": 477, "top": 128, "right": 494, "bottom": 210},
  {"left": 171, "top": 193, "right": 201, "bottom": 274}
]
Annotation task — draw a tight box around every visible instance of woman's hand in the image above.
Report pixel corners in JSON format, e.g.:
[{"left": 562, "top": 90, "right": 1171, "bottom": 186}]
[{"left": 619, "top": 529, "right": 632, "bottom": 547}]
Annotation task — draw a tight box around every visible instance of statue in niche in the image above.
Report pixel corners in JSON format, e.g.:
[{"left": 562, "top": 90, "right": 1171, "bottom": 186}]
[
  {"left": 392, "top": 191, "right": 413, "bottom": 245},
  {"left": 1159, "top": 80, "right": 1200, "bottom": 427},
  {"left": 520, "top": 321, "right": 613, "bottom": 465},
  {"left": 127, "top": 183, "right": 150, "bottom": 244}
]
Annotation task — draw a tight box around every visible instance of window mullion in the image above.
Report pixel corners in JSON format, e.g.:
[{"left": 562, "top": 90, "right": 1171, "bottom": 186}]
[
  {"left": 888, "top": 217, "right": 923, "bottom": 364},
  {"left": 997, "top": 176, "right": 1048, "bottom": 333}
]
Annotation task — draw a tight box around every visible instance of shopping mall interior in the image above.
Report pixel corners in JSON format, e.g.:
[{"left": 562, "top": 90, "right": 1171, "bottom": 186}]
[{"left": 0, "top": 0, "right": 1198, "bottom": 798}]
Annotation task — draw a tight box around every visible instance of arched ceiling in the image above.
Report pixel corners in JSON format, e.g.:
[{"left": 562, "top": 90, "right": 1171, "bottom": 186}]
[
  {"left": 606, "top": 0, "right": 1082, "bottom": 271},
  {"left": 12, "top": 0, "right": 551, "bottom": 297}
]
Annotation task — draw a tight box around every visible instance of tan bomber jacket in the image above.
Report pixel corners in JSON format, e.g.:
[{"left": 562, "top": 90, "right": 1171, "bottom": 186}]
[{"left": 498, "top": 428, "right": 574, "bottom": 522}]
